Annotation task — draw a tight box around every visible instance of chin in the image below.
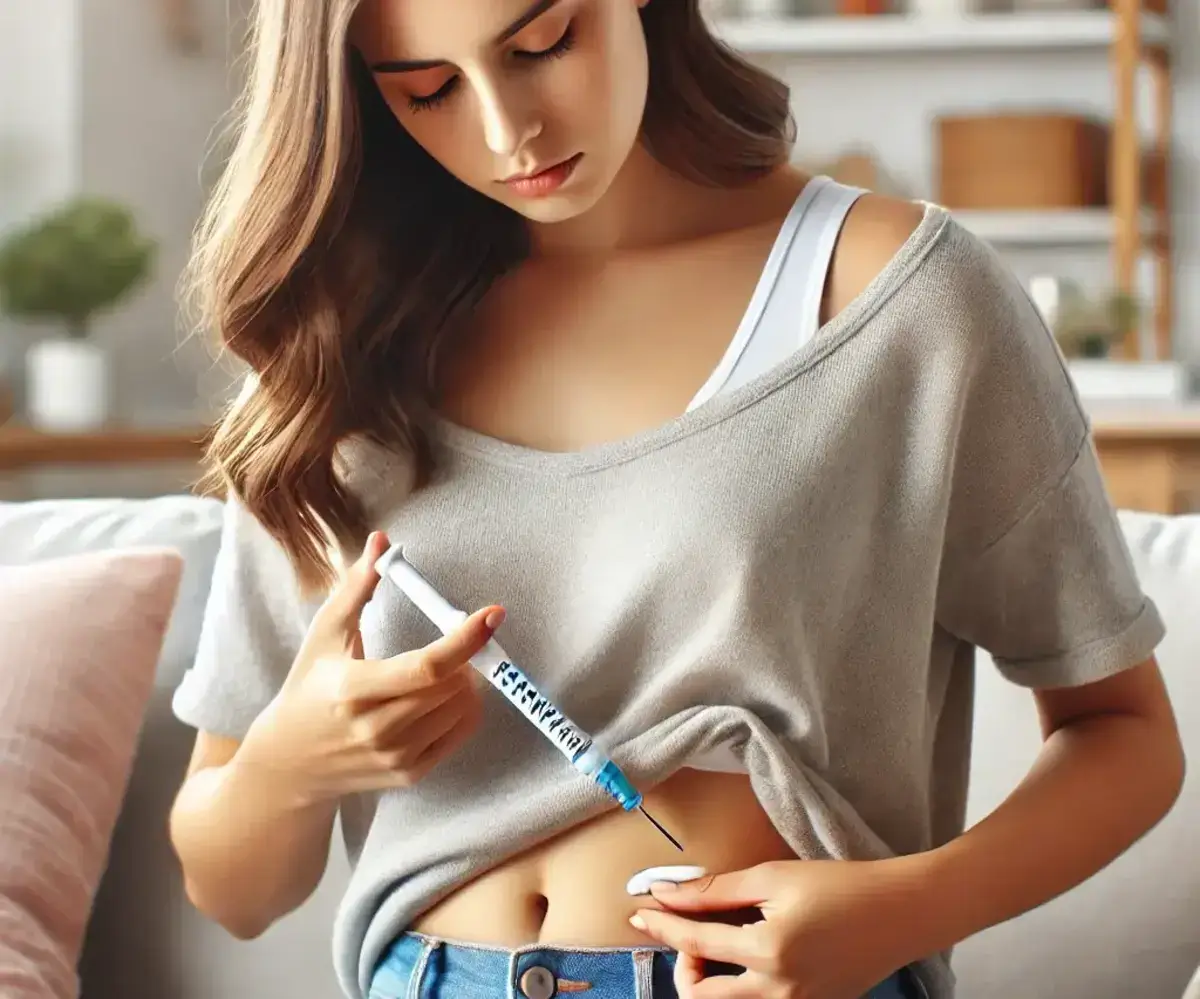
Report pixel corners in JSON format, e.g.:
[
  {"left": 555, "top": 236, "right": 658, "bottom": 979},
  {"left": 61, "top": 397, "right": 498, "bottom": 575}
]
[
  {"left": 502, "top": 176, "right": 612, "bottom": 225},
  {"left": 507, "top": 194, "right": 596, "bottom": 224}
]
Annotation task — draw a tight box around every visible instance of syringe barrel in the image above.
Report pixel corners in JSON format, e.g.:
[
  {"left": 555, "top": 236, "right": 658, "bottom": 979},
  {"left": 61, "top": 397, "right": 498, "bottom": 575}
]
[
  {"left": 471, "top": 640, "right": 593, "bottom": 763},
  {"left": 473, "top": 649, "right": 642, "bottom": 811},
  {"left": 377, "top": 545, "right": 643, "bottom": 812}
]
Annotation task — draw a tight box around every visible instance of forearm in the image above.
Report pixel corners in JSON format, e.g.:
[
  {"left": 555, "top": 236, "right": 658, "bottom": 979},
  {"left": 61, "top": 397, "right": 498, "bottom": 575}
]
[
  {"left": 898, "top": 708, "right": 1184, "bottom": 957},
  {"left": 169, "top": 754, "right": 339, "bottom": 939}
]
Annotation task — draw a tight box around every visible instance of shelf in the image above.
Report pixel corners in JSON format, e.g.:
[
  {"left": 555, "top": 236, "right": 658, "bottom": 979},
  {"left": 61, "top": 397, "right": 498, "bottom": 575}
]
[
  {"left": 713, "top": 11, "right": 1169, "bottom": 56},
  {"left": 1090, "top": 406, "right": 1200, "bottom": 443},
  {"left": 0, "top": 424, "right": 208, "bottom": 472},
  {"left": 950, "top": 207, "right": 1159, "bottom": 247}
]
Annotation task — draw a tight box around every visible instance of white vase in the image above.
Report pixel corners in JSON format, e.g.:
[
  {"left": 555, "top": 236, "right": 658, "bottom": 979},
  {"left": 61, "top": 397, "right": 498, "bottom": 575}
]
[{"left": 26, "top": 337, "right": 111, "bottom": 431}]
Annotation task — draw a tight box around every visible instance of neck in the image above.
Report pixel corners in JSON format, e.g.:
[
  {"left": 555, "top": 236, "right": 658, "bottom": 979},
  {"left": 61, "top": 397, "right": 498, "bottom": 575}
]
[{"left": 527, "top": 144, "right": 799, "bottom": 258}]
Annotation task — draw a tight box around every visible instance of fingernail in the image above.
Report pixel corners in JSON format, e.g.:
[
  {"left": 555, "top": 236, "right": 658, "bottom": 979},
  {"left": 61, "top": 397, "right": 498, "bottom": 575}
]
[
  {"left": 650, "top": 881, "right": 678, "bottom": 893},
  {"left": 484, "top": 608, "right": 506, "bottom": 630},
  {"left": 629, "top": 914, "right": 647, "bottom": 931},
  {"left": 363, "top": 532, "right": 377, "bottom": 555}
]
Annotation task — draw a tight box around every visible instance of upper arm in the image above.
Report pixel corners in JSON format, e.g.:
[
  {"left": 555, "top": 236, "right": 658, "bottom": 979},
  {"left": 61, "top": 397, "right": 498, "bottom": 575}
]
[
  {"left": 1034, "top": 656, "right": 1175, "bottom": 736},
  {"left": 172, "top": 493, "right": 312, "bottom": 743},
  {"left": 923, "top": 220, "right": 1166, "bottom": 690}
]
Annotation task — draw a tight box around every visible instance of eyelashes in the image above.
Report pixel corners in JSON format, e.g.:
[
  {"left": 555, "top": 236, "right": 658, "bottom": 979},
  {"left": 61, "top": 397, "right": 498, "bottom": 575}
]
[
  {"left": 407, "top": 82, "right": 456, "bottom": 114},
  {"left": 516, "top": 20, "right": 578, "bottom": 63},
  {"left": 407, "top": 23, "right": 577, "bottom": 113}
]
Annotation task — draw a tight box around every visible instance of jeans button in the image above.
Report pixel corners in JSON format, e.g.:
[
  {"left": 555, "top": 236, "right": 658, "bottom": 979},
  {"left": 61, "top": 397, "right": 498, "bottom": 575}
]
[{"left": 519, "top": 965, "right": 556, "bottom": 999}]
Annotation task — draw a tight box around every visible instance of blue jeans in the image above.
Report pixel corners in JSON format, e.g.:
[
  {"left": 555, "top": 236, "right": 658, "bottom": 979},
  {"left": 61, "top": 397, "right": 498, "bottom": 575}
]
[{"left": 369, "top": 931, "right": 922, "bottom": 999}]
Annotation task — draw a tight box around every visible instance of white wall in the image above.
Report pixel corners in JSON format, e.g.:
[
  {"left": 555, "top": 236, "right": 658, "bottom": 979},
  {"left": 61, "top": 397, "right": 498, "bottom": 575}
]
[
  {"left": 0, "top": 0, "right": 81, "bottom": 396},
  {"left": 0, "top": 0, "right": 246, "bottom": 425},
  {"left": 0, "top": 0, "right": 79, "bottom": 231},
  {"left": 79, "top": 0, "right": 249, "bottom": 424},
  {"left": 1, "top": 2, "right": 1197, "bottom": 424},
  {"left": 764, "top": 3, "right": 1197, "bottom": 365},
  {"left": 1172, "top": 0, "right": 1198, "bottom": 369}
]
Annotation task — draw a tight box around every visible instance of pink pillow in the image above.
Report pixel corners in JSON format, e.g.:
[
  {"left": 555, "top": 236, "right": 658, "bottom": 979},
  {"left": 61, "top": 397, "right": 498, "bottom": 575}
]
[{"left": 0, "top": 549, "right": 183, "bottom": 999}]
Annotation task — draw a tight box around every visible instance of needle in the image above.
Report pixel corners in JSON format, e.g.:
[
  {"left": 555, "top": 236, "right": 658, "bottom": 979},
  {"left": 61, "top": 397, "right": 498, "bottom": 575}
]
[{"left": 639, "top": 805, "right": 684, "bottom": 852}]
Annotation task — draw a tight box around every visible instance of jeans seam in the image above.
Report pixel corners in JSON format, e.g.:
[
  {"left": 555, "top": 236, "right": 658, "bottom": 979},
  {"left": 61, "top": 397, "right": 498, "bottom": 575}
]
[
  {"left": 632, "top": 949, "right": 657, "bottom": 999},
  {"left": 405, "top": 939, "right": 438, "bottom": 999}
]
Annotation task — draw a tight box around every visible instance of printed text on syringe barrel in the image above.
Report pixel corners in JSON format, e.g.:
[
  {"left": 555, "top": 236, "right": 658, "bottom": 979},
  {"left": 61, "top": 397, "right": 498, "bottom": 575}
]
[{"left": 490, "top": 659, "right": 589, "bottom": 760}]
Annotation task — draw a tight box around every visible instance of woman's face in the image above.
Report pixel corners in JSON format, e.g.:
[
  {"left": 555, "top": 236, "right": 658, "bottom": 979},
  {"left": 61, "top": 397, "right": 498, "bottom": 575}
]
[{"left": 352, "top": 0, "right": 651, "bottom": 224}]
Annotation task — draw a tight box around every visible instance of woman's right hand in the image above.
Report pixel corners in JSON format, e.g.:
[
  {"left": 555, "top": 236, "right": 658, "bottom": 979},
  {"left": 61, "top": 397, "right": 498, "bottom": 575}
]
[{"left": 236, "top": 531, "right": 504, "bottom": 805}]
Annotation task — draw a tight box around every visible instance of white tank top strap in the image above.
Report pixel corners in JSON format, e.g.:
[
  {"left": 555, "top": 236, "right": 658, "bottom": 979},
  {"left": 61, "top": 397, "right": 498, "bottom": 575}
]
[
  {"left": 788, "top": 177, "right": 867, "bottom": 348},
  {"left": 685, "top": 176, "right": 866, "bottom": 413}
]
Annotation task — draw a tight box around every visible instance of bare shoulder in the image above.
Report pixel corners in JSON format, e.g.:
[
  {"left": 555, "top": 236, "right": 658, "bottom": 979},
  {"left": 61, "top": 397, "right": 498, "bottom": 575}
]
[{"left": 825, "top": 193, "right": 927, "bottom": 320}]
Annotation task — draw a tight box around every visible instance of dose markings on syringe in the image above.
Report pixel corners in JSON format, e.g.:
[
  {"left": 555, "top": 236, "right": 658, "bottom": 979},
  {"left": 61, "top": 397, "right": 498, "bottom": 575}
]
[{"left": 491, "top": 660, "right": 587, "bottom": 757}]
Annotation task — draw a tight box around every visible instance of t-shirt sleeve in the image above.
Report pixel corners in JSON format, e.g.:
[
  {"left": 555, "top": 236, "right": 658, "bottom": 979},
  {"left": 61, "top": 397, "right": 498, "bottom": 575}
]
[
  {"left": 934, "top": 222, "right": 1165, "bottom": 689},
  {"left": 172, "top": 493, "right": 314, "bottom": 739}
]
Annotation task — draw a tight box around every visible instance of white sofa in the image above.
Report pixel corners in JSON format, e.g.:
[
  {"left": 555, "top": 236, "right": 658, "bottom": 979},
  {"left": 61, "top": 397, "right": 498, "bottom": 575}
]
[{"left": 0, "top": 496, "right": 1196, "bottom": 999}]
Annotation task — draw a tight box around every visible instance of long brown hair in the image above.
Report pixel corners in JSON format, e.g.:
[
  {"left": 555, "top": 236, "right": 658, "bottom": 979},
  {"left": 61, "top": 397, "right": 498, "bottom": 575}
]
[{"left": 188, "top": 0, "right": 793, "bottom": 593}]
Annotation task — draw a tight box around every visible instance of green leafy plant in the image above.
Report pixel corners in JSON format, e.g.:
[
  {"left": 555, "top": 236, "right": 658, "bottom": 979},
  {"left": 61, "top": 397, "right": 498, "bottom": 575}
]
[
  {"left": 0, "top": 197, "right": 156, "bottom": 338},
  {"left": 1054, "top": 288, "right": 1142, "bottom": 360}
]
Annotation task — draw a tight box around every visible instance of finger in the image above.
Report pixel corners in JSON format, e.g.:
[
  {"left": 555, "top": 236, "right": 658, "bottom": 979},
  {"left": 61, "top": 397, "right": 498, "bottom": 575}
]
[
  {"left": 689, "top": 971, "right": 768, "bottom": 999},
  {"left": 391, "top": 692, "right": 483, "bottom": 785},
  {"left": 390, "top": 682, "right": 481, "bottom": 762},
  {"left": 353, "top": 666, "right": 472, "bottom": 727},
  {"left": 416, "top": 695, "right": 482, "bottom": 765},
  {"left": 347, "top": 648, "right": 471, "bottom": 703},
  {"left": 631, "top": 909, "right": 749, "bottom": 967},
  {"left": 650, "top": 866, "right": 772, "bottom": 913},
  {"left": 674, "top": 951, "right": 705, "bottom": 994},
  {"left": 313, "top": 531, "right": 391, "bottom": 643},
  {"left": 399, "top": 605, "right": 506, "bottom": 687}
]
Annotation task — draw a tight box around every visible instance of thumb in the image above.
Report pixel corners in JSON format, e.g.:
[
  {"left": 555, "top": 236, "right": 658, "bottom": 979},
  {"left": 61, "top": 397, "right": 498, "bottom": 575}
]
[
  {"left": 630, "top": 907, "right": 748, "bottom": 966},
  {"left": 648, "top": 867, "right": 770, "bottom": 913}
]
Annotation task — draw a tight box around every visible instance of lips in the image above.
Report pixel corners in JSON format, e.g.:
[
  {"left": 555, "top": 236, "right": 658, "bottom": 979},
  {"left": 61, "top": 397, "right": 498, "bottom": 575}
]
[
  {"left": 502, "top": 154, "right": 582, "bottom": 198},
  {"left": 505, "top": 155, "right": 575, "bottom": 183}
]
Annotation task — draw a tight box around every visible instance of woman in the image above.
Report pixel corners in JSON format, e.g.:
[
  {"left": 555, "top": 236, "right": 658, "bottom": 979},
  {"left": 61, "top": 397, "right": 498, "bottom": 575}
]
[{"left": 168, "top": 1, "right": 1186, "bottom": 998}]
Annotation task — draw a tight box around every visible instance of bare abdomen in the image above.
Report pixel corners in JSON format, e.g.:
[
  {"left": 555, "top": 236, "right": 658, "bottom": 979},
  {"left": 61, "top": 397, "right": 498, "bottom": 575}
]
[{"left": 410, "top": 767, "right": 794, "bottom": 945}]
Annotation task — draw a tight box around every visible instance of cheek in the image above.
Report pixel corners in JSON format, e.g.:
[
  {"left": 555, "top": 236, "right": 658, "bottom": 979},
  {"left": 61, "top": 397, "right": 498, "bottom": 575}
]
[
  {"left": 609, "top": 54, "right": 648, "bottom": 133},
  {"left": 546, "top": 45, "right": 645, "bottom": 149},
  {"left": 389, "top": 104, "right": 486, "bottom": 186},
  {"left": 593, "top": 13, "right": 649, "bottom": 140}
]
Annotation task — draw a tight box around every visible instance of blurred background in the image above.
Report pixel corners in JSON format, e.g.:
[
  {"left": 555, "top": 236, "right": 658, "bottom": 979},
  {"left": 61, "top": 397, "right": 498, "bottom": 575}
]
[{"left": 0, "top": 0, "right": 1195, "bottom": 511}]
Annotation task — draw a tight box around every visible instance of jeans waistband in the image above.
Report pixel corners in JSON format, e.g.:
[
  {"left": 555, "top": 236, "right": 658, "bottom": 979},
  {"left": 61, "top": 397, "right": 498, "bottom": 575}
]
[{"left": 370, "top": 931, "right": 917, "bottom": 999}]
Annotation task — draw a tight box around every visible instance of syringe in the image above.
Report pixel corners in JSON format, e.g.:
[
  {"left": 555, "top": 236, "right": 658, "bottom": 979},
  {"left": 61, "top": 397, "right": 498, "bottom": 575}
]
[{"left": 375, "top": 545, "right": 684, "bottom": 852}]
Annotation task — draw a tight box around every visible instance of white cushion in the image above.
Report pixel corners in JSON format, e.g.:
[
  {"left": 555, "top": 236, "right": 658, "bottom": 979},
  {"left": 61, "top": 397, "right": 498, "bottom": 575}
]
[
  {"left": 0, "top": 497, "right": 224, "bottom": 685},
  {"left": 956, "top": 512, "right": 1200, "bottom": 998}
]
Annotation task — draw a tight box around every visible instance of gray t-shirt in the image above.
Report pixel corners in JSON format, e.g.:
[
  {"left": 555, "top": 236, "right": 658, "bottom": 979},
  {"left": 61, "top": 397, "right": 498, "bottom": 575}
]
[{"left": 173, "top": 207, "right": 1164, "bottom": 999}]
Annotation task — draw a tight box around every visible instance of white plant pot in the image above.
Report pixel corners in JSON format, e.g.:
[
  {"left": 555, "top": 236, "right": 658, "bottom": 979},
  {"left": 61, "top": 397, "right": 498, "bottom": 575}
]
[
  {"left": 908, "top": 0, "right": 972, "bottom": 15},
  {"left": 739, "top": 0, "right": 793, "bottom": 17},
  {"left": 1067, "top": 359, "right": 1189, "bottom": 406},
  {"left": 26, "top": 337, "right": 111, "bottom": 431}
]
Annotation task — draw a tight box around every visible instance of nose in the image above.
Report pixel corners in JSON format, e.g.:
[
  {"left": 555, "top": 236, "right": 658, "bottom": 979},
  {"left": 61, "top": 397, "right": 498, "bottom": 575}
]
[{"left": 476, "top": 79, "right": 542, "bottom": 158}]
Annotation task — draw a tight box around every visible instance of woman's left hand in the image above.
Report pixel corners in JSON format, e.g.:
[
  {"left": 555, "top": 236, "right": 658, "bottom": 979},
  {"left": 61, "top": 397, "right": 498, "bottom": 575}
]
[{"left": 629, "top": 858, "right": 921, "bottom": 999}]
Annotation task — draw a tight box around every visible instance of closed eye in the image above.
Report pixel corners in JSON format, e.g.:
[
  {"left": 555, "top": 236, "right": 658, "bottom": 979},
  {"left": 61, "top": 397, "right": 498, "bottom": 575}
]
[
  {"left": 406, "top": 21, "right": 576, "bottom": 112},
  {"left": 513, "top": 22, "right": 576, "bottom": 61},
  {"left": 409, "top": 77, "right": 458, "bottom": 112}
]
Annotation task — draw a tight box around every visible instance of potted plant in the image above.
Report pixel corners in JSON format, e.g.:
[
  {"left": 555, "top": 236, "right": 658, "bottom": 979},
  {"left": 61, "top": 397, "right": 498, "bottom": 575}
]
[
  {"left": 1052, "top": 288, "right": 1141, "bottom": 360},
  {"left": 0, "top": 197, "right": 155, "bottom": 430},
  {"left": 1048, "top": 285, "right": 1186, "bottom": 404}
]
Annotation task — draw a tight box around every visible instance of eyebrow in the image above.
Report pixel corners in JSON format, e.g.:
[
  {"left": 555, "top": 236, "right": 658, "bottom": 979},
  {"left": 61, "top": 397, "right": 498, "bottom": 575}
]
[{"left": 370, "top": 0, "right": 560, "bottom": 74}]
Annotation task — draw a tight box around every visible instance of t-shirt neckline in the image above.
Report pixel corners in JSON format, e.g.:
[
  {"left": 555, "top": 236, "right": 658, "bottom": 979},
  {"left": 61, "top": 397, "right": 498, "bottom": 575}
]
[{"left": 427, "top": 202, "right": 951, "bottom": 476}]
